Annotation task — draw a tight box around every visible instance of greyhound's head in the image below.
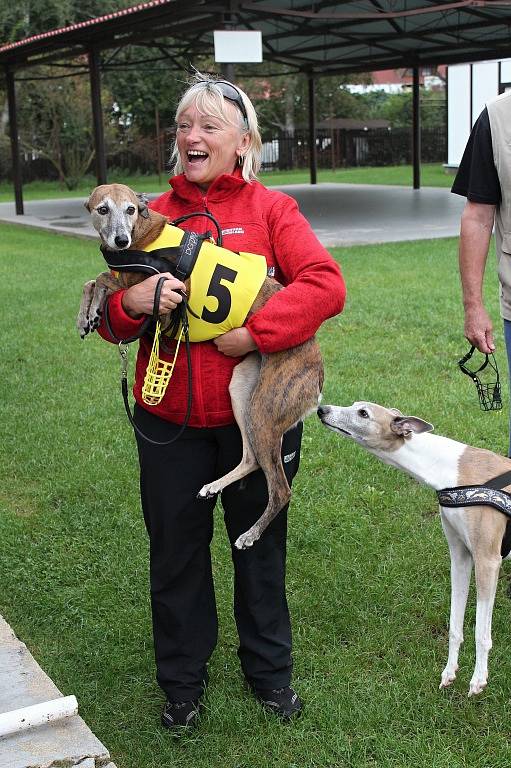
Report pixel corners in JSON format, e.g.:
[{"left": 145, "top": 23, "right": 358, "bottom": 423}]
[
  {"left": 317, "top": 401, "right": 433, "bottom": 452},
  {"left": 85, "top": 183, "right": 149, "bottom": 251}
]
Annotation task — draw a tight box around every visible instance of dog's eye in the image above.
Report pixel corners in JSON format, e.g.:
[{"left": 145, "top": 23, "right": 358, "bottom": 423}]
[
  {"left": 126, "top": 206, "right": 136, "bottom": 215},
  {"left": 97, "top": 206, "right": 109, "bottom": 215},
  {"left": 358, "top": 408, "right": 369, "bottom": 419}
]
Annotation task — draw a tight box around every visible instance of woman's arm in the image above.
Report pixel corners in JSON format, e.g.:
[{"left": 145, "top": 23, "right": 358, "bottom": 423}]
[{"left": 244, "top": 195, "right": 346, "bottom": 354}]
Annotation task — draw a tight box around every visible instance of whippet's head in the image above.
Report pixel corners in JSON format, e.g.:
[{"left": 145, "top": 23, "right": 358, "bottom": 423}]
[
  {"left": 85, "top": 183, "right": 150, "bottom": 251},
  {"left": 317, "top": 401, "right": 434, "bottom": 452}
]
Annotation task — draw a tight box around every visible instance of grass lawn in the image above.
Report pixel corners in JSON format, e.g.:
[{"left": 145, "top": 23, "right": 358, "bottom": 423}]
[
  {"left": 1, "top": 223, "right": 510, "bottom": 768},
  {"left": 0, "top": 163, "right": 453, "bottom": 202}
]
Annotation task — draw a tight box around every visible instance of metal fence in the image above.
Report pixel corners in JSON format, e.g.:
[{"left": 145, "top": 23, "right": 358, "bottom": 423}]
[
  {"left": 260, "top": 127, "right": 446, "bottom": 170},
  {"left": 4, "top": 126, "right": 446, "bottom": 181}
]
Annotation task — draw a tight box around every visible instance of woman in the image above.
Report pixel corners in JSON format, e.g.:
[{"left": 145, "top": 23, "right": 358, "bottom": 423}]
[{"left": 99, "top": 73, "right": 346, "bottom": 730}]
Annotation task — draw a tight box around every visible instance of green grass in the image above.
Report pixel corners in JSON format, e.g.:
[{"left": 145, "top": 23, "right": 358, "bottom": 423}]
[
  {"left": 0, "top": 163, "right": 453, "bottom": 202},
  {"left": 0, "top": 223, "right": 509, "bottom": 768}
]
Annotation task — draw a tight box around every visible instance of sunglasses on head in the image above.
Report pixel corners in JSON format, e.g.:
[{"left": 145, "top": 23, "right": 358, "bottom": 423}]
[{"left": 214, "top": 80, "right": 248, "bottom": 124}]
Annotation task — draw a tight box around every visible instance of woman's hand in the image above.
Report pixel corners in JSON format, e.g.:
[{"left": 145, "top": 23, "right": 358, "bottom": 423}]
[
  {"left": 214, "top": 328, "right": 258, "bottom": 357},
  {"left": 122, "top": 273, "right": 186, "bottom": 318}
]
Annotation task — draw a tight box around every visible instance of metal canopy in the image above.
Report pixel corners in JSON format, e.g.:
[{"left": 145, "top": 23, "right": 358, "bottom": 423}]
[
  {"left": 3, "top": 0, "right": 511, "bottom": 214},
  {"left": 1, "top": 0, "right": 511, "bottom": 75}
]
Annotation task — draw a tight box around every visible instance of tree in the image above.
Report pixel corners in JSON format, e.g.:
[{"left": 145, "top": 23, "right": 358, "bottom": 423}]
[
  {"left": 17, "top": 65, "right": 114, "bottom": 188},
  {"left": 360, "top": 88, "right": 445, "bottom": 129},
  {"left": 0, "top": 0, "right": 133, "bottom": 45},
  {"left": 238, "top": 71, "right": 370, "bottom": 136}
]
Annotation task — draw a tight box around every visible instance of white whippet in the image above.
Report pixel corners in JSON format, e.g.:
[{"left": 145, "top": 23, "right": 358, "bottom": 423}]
[{"left": 318, "top": 401, "right": 511, "bottom": 696}]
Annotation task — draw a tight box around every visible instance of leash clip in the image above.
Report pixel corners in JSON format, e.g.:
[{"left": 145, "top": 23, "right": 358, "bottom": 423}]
[{"left": 119, "top": 342, "right": 129, "bottom": 381}]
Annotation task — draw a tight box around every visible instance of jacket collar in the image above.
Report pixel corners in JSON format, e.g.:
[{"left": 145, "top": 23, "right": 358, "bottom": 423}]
[{"left": 169, "top": 168, "right": 246, "bottom": 205}]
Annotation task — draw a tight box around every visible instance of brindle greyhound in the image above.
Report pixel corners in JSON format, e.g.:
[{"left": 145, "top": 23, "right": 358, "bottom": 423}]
[{"left": 78, "top": 183, "right": 323, "bottom": 549}]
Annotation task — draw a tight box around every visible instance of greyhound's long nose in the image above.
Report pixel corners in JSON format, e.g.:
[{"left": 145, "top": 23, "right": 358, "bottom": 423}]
[
  {"left": 115, "top": 235, "right": 129, "bottom": 248},
  {"left": 317, "top": 405, "right": 331, "bottom": 418}
]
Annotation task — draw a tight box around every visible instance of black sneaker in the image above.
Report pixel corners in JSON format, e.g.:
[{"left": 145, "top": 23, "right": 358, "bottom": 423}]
[
  {"left": 253, "top": 686, "right": 303, "bottom": 720},
  {"left": 161, "top": 699, "right": 201, "bottom": 731}
]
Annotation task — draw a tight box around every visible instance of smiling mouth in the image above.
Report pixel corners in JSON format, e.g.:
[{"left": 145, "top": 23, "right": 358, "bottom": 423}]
[{"left": 187, "top": 150, "right": 208, "bottom": 164}]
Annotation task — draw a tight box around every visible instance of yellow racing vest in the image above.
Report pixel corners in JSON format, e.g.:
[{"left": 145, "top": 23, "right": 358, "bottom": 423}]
[{"left": 141, "top": 224, "right": 268, "bottom": 342}]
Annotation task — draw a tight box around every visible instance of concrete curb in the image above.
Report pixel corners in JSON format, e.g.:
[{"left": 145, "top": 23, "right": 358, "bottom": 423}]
[{"left": 0, "top": 615, "right": 117, "bottom": 768}]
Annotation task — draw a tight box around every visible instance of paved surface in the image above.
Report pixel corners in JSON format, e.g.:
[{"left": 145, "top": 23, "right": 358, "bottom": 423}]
[
  {"left": 0, "top": 183, "right": 465, "bottom": 246},
  {"left": 0, "top": 616, "right": 116, "bottom": 768}
]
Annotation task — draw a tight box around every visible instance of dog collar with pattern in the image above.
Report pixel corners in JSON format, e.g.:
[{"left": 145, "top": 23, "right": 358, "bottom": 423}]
[{"left": 437, "top": 486, "right": 511, "bottom": 517}]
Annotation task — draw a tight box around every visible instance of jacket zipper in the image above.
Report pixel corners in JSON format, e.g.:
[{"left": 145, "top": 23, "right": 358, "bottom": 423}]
[{"left": 195, "top": 196, "right": 210, "bottom": 427}]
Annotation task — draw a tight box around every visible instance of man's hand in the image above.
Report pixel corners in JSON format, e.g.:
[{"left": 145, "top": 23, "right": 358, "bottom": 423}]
[
  {"left": 464, "top": 303, "right": 495, "bottom": 354},
  {"left": 214, "top": 328, "right": 257, "bottom": 357},
  {"left": 121, "top": 273, "right": 186, "bottom": 318}
]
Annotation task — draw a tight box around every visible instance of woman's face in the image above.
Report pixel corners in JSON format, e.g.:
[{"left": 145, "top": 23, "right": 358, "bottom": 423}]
[{"left": 176, "top": 100, "right": 249, "bottom": 191}]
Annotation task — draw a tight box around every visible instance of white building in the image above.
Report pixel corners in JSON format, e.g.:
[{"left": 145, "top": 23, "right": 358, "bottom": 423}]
[{"left": 447, "top": 59, "right": 511, "bottom": 168}]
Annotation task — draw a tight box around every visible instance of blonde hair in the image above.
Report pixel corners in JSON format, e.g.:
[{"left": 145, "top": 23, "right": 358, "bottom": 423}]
[{"left": 170, "top": 73, "right": 262, "bottom": 183}]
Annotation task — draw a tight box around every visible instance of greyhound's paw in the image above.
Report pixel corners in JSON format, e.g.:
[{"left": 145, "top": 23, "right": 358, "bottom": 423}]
[
  {"left": 89, "top": 310, "right": 102, "bottom": 332},
  {"left": 197, "top": 484, "right": 219, "bottom": 500},
  {"left": 235, "top": 528, "right": 259, "bottom": 550},
  {"left": 439, "top": 665, "right": 458, "bottom": 689},
  {"left": 468, "top": 675, "right": 487, "bottom": 696},
  {"left": 77, "top": 320, "right": 91, "bottom": 338}
]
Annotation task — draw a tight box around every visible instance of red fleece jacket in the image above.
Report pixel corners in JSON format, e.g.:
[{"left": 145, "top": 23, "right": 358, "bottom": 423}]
[{"left": 98, "top": 171, "right": 346, "bottom": 427}]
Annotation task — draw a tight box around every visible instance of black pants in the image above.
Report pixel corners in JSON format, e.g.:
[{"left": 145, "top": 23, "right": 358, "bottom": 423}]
[{"left": 134, "top": 403, "right": 303, "bottom": 702}]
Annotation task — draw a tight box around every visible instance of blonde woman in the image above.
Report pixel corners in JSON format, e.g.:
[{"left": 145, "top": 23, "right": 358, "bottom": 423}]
[{"left": 99, "top": 74, "right": 346, "bottom": 731}]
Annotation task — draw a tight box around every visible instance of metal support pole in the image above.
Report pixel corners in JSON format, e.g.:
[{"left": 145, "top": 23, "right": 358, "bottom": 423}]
[
  {"left": 412, "top": 66, "right": 421, "bottom": 190},
  {"left": 155, "top": 105, "right": 162, "bottom": 185},
  {"left": 221, "top": 62, "right": 235, "bottom": 82},
  {"left": 308, "top": 74, "right": 317, "bottom": 185},
  {"left": 88, "top": 49, "right": 107, "bottom": 185},
  {"left": 6, "top": 66, "right": 24, "bottom": 215}
]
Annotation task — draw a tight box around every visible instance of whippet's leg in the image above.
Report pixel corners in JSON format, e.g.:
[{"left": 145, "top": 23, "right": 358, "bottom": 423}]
[
  {"left": 87, "top": 272, "right": 120, "bottom": 332},
  {"left": 234, "top": 428, "right": 290, "bottom": 550},
  {"left": 77, "top": 280, "right": 97, "bottom": 337},
  {"left": 77, "top": 272, "right": 119, "bottom": 337},
  {"left": 197, "top": 353, "right": 261, "bottom": 500},
  {"left": 439, "top": 511, "right": 473, "bottom": 689},
  {"left": 234, "top": 350, "right": 321, "bottom": 550},
  {"left": 469, "top": 550, "right": 501, "bottom": 696}
]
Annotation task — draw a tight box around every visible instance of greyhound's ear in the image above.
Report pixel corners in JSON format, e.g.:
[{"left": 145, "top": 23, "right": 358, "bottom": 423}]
[
  {"left": 391, "top": 416, "right": 434, "bottom": 436},
  {"left": 390, "top": 408, "right": 403, "bottom": 416},
  {"left": 84, "top": 196, "right": 92, "bottom": 212},
  {"left": 136, "top": 193, "right": 150, "bottom": 219}
]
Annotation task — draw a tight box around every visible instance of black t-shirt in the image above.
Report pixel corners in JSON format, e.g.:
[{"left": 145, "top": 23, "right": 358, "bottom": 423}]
[{"left": 451, "top": 107, "right": 502, "bottom": 204}]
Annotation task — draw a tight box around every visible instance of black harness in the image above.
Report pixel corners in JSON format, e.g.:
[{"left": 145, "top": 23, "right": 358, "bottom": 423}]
[
  {"left": 102, "top": 228, "right": 214, "bottom": 283},
  {"left": 102, "top": 212, "right": 223, "bottom": 447},
  {"left": 437, "top": 469, "right": 511, "bottom": 557}
]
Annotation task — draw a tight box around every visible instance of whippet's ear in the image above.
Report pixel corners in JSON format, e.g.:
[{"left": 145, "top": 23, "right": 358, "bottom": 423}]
[
  {"left": 136, "top": 193, "right": 150, "bottom": 219},
  {"left": 390, "top": 416, "right": 434, "bottom": 436},
  {"left": 84, "top": 195, "right": 92, "bottom": 212}
]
